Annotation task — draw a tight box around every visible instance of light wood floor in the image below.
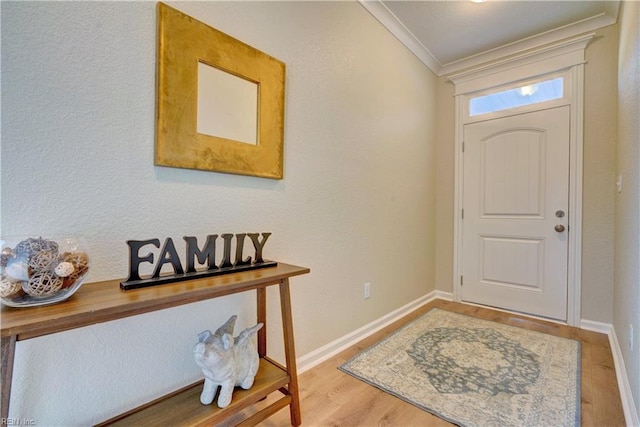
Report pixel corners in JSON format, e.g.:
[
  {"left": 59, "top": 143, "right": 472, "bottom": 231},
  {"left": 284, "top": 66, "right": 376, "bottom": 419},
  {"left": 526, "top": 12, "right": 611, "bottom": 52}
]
[{"left": 226, "top": 299, "right": 626, "bottom": 426}]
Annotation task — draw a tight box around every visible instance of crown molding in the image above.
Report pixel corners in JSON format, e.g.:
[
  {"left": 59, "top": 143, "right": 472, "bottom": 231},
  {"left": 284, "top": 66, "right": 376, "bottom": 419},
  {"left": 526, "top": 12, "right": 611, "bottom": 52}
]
[
  {"left": 357, "top": 0, "right": 442, "bottom": 74},
  {"left": 358, "top": 0, "right": 619, "bottom": 78},
  {"left": 448, "top": 32, "right": 595, "bottom": 95},
  {"left": 440, "top": 10, "right": 617, "bottom": 76}
]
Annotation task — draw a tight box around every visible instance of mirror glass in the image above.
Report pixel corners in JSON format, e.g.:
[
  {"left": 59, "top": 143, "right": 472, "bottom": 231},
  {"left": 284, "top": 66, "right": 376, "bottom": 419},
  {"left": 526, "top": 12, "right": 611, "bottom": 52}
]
[{"left": 196, "top": 62, "right": 259, "bottom": 145}]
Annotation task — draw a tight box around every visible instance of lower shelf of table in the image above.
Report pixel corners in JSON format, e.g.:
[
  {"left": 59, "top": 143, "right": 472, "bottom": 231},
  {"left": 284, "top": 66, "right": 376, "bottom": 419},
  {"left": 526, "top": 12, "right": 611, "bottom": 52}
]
[{"left": 99, "top": 358, "right": 291, "bottom": 427}]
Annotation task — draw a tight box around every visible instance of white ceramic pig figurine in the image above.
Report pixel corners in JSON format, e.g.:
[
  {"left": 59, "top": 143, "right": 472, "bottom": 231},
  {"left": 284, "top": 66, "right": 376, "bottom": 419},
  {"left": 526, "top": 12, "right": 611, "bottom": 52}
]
[{"left": 193, "top": 315, "right": 263, "bottom": 408}]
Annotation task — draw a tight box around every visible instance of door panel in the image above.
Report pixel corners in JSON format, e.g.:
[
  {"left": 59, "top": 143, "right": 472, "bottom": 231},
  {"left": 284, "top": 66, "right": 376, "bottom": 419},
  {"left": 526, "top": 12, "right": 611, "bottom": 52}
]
[
  {"left": 481, "top": 129, "right": 544, "bottom": 217},
  {"left": 480, "top": 236, "right": 543, "bottom": 289},
  {"left": 462, "top": 106, "right": 570, "bottom": 321}
]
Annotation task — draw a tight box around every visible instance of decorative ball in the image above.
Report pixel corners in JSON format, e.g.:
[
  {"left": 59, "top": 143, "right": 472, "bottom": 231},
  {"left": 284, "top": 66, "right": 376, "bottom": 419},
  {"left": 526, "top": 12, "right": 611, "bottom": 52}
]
[
  {"left": 4, "top": 259, "right": 29, "bottom": 282},
  {"left": 23, "top": 272, "right": 63, "bottom": 297},
  {"left": 62, "top": 277, "right": 76, "bottom": 289},
  {"left": 54, "top": 262, "right": 75, "bottom": 278},
  {"left": 14, "top": 237, "right": 59, "bottom": 259},
  {"left": 28, "top": 250, "right": 59, "bottom": 272},
  {"left": 0, "top": 277, "right": 22, "bottom": 298},
  {"left": 1, "top": 247, "right": 13, "bottom": 268},
  {"left": 61, "top": 252, "right": 89, "bottom": 281}
]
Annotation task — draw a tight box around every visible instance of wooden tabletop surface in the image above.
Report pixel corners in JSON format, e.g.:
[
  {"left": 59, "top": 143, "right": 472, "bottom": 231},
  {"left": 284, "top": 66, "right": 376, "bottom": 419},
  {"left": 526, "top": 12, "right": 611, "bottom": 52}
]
[{"left": 1, "top": 262, "right": 309, "bottom": 340}]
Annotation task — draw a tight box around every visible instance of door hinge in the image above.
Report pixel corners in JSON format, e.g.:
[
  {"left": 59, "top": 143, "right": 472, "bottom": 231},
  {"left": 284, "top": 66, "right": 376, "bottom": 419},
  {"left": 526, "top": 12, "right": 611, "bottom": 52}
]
[
  {"left": 462, "top": 141, "right": 465, "bottom": 152},
  {"left": 461, "top": 208, "right": 464, "bottom": 219},
  {"left": 460, "top": 276, "right": 464, "bottom": 286}
]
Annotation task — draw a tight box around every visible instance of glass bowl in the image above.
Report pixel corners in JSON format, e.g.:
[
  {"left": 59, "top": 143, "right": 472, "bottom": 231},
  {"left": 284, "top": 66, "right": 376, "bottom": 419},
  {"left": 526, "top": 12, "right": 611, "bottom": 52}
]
[{"left": 0, "top": 236, "right": 90, "bottom": 307}]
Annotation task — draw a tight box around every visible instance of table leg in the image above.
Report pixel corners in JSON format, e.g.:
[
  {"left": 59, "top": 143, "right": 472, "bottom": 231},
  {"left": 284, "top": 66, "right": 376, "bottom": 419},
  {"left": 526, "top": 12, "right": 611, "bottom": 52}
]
[
  {"left": 279, "top": 278, "right": 301, "bottom": 426},
  {"left": 257, "top": 287, "right": 267, "bottom": 358},
  {"left": 1, "top": 335, "right": 17, "bottom": 420}
]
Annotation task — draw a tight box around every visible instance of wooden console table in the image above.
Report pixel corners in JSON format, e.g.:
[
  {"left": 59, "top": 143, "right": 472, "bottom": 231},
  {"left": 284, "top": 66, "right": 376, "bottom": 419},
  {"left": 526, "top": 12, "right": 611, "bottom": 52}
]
[{"left": 1, "top": 262, "right": 310, "bottom": 426}]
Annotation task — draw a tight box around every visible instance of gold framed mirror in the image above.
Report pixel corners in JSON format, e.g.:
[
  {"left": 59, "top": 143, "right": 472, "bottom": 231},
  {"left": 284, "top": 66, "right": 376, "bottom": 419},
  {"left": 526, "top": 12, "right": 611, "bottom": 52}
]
[{"left": 155, "top": 2, "right": 286, "bottom": 179}]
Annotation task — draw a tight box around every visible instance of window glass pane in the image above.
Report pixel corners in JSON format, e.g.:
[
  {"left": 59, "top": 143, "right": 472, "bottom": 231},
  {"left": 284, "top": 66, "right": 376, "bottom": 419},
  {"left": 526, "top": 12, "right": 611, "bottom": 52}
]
[{"left": 470, "top": 77, "right": 563, "bottom": 116}]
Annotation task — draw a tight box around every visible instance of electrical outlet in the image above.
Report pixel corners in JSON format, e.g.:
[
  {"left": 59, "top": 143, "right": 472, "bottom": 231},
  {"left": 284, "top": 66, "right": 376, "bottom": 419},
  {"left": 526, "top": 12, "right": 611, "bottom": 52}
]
[
  {"left": 629, "top": 324, "right": 635, "bottom": 351},
  {"left": 364, "top": 283, "right": 371, "bottom": 299}
]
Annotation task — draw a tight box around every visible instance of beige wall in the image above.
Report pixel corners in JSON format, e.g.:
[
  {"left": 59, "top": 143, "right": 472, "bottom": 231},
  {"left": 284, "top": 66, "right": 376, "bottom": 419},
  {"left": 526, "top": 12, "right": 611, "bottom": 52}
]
[
  {"left": 581, "top": 24, "right": 618, "bottom": 323},
  {"left": 1, "top": 2, "right": 437, "bottom": 423},
  {"left": 434, "top": 78, "right": 456, "bottom": 292},
  {"left": 434, "top": 26, "right": 619, "bottom": 324},
  {"left": 614, "top": 0, "right": 640, "bottom": 415}
]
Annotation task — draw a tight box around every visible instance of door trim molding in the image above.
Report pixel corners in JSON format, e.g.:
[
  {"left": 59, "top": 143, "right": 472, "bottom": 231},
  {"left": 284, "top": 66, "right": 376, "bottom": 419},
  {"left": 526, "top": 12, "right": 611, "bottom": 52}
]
[{"left": 451, "top": 35, "right": 592, "bottom": 326}]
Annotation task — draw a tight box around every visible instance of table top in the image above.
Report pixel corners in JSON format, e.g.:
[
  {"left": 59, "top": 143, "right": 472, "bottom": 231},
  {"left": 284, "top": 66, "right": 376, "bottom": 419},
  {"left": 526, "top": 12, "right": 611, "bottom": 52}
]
[{"left": 1, "top": 262, "right": 309, "bottom": 340}]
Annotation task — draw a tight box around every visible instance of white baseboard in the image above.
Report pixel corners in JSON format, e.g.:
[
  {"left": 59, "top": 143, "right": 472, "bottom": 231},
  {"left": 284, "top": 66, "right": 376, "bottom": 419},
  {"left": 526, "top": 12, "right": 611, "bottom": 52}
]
[
  {"left": 581, "top": 318, "right": 639, "bottom": 427},
  {"left": 433, "top": 290, "right": 454, "bottom": 301},
  {"left": 608, "top": 325, "right": 640, "bottom": 427},
  {"left": 297, "top": 290, "right": 452, "bottom": 374},
  {"left": 580, "top": 318, "right": 613, "bottom": 335}
]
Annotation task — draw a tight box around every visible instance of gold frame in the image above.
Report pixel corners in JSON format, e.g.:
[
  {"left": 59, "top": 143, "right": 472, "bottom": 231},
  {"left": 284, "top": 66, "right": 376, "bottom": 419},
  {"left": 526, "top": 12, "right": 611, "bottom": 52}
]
[{"left": 155, "top": 3, "right": 286, "bottom": 179}]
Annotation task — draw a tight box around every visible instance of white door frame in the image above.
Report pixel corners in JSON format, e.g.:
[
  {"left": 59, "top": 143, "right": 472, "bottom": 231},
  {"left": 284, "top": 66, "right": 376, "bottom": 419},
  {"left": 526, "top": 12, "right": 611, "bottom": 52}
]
[{"left": 449, "top": 33, "right": 594, "bottom": 326}]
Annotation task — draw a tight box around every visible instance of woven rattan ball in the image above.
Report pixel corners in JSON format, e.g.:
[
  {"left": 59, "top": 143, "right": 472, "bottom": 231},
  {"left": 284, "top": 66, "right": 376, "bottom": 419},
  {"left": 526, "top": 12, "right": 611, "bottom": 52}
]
[
  {"left": 28, "top": 250, "right": 59, "bottom": 272},
  {"left": 0, "top": 277, "right": 22, "bottom": 298},
  {"left": 23, "top": 271, "right": 63, "bottom": 297},
  {"left": 54, "top": 261, "right": 75, "bottom": 278},
  {"left": 14, "top": 237, "right": 59, "bottom": 259},
  {"left": 1, "top": 247, "right": 14, "bottom": 268},
  {"left": 61, "top": 252, "right": 89, "bottom": 281}
]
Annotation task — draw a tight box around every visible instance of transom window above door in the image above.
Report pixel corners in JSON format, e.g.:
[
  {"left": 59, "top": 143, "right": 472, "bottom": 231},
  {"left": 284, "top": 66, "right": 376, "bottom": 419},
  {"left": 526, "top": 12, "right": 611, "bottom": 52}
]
[{"left": 469, "top": 77, "right": 564, "bottom": 116}]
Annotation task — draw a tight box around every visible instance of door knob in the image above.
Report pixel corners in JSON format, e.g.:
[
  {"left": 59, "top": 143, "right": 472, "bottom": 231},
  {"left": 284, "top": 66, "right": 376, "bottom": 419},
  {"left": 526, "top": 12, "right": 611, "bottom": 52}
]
[{"left": 555, "top": 224, "right": 566, "bottom": 233}]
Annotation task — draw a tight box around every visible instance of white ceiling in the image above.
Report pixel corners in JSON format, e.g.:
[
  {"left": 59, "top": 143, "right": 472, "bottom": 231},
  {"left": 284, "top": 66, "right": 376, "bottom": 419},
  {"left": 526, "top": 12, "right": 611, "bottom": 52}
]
[{"left": 360, "top": 0, "right": 619, "bottom": 76}]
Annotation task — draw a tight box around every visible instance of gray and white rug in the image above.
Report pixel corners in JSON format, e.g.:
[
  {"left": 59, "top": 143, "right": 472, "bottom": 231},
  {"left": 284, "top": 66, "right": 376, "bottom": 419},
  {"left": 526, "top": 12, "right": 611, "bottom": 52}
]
[{"left": 339, "top": 308, "right": 580, "bottom": 427}]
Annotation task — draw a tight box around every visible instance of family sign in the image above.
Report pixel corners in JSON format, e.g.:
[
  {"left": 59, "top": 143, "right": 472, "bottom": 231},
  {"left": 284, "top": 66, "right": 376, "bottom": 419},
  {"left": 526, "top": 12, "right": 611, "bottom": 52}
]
[{"left": 121, "top": 233, "right": 275, "bottom": 290}]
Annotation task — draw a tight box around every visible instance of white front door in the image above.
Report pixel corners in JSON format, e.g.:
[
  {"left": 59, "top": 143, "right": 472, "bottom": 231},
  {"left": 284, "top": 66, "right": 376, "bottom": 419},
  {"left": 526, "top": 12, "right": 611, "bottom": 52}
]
[{"left": 461, "top": 106, "right": 570, "bottom": 321}]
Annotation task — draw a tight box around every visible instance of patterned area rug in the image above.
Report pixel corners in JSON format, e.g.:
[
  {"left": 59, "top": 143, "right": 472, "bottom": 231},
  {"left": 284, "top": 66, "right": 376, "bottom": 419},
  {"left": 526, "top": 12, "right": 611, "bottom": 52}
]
[{"left": 339, "top": 308, "right": 580, "bottom": 427}]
